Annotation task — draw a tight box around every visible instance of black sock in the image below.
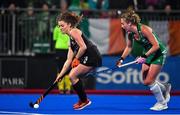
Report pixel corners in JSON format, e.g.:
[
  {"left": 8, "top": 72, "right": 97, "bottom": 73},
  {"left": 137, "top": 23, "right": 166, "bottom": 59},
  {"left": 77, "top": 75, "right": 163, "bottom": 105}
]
[{"left": 73, "top": 79, "right": 87, "bottom": 102}]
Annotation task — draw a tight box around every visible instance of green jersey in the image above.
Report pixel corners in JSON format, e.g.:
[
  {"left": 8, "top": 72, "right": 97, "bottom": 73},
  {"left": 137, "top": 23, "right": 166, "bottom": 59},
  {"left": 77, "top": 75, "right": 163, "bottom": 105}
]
[{"left": 128, "top": 23, "right": 167, "bottom": 65}]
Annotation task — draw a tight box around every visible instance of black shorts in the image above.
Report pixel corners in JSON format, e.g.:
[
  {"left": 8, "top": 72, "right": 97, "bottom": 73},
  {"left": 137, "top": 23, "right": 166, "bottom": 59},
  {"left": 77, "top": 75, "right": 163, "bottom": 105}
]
[{"left": 79, "top": 46, "right": 102, "bottom": 67}]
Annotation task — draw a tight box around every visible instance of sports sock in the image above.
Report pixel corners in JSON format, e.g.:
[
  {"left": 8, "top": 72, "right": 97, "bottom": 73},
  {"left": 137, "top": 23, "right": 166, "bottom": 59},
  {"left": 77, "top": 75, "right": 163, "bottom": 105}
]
[
  {"left": 149, "top": 82, "right": 165, "bottom": 103},
  {"left": 73, "top": 79, "right": 87, "bottom": 102},
  {"left": 156, "top": 80, "right": 166, "bottom": 92}
]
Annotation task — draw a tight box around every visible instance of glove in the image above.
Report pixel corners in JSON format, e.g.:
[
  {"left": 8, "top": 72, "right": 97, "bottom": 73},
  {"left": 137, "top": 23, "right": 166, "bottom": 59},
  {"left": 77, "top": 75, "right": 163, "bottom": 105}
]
[
  {"left": 71, "top": 58, "right": 80, "bottom": 68},
  {"left": 116, "top": 57, "right": 124, "bottom": 67},
  {"left": 136, "top": 54, "right": 147, "bottom": 64}
]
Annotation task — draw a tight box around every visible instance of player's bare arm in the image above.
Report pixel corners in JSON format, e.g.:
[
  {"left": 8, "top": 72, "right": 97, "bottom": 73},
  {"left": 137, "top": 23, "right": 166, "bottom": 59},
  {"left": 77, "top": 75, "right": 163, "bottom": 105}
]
[
  {"left": 55, "top": 47, "right": 74, "bottom": 82},
  {"left": 121, "top": 39, "right": 132, "bottom": 59},
  {"left": 70, "top": 28, "right": 87, "bottom": 59},
  {"left": 141, "top": 25, "right": 160, "bottom": 56}
]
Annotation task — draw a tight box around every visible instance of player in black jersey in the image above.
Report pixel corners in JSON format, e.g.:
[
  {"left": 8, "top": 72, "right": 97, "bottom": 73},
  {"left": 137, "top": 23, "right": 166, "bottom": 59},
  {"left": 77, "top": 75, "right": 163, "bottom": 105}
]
[{"left": 55, "top": 12, "right": 102, "bottom": 110}]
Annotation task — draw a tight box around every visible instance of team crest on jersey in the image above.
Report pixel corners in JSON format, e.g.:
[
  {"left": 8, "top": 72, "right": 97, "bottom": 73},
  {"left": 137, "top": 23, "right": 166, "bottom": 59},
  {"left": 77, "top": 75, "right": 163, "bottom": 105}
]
[
  {"left": 71, "top": 41, "right": 75, "bottom": 45},
  {"left": 83, "top": 56, "right": 88, "bottom": 64}
]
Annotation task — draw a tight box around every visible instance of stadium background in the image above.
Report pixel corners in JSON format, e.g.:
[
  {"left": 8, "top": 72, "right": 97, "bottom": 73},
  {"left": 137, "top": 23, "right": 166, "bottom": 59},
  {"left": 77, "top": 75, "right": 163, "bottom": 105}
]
[{"left": 0, "top": 0, "right": 180, "bottom": 94}]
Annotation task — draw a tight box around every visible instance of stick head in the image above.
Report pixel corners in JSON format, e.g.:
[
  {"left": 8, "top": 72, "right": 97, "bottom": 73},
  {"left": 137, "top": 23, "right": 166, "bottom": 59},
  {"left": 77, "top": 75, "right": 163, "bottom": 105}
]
[
  {"left": 29, "top": 102, "right": 39, "bottom": 109},
  {"left": 29, "top": 102, "right": 35, "bottom": 108}
]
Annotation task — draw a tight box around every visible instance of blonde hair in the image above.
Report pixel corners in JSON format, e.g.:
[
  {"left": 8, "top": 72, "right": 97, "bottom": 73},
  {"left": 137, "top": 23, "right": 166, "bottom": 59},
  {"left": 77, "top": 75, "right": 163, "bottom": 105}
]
[{"left": 121, "top": 8, "right": 141, "bottom": 24}]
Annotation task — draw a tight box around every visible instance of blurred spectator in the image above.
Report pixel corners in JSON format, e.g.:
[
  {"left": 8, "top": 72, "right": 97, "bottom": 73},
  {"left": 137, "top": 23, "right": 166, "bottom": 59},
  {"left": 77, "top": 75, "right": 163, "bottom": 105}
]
[
  {"left": 164, "top": 4, "right": 171, "bottom": 14},
  {"left": 97, "top": 0, "right": 109, "bottom": 9},
  {"left": 68, "top": 0, "right": 81, "bottom": 15},
  {"left": 88, "top": 0, "right": 109, "bottom": 10},
  {"left": 60, "top": 0, "right": 69, "bottom": 13},
  {"left": 31, "top": 2, "right": 53, "bottom": 53},
  {"left": 20, "top": 5, "right": 38, "bottom": 54},
  {"left": 80, "top": 0, "right": 89, "bottom": 9},
  {"left": 37, "top": 2, "right": 51, "bottom": 41},
  {"left": 145, "top": 0, "right": 158, "bottom": 10},
  {"left": 68, "top": 0, "right": 89, "bottom": 16},
  {"left": 165, "top": 0, "right": 180, "bottom": 11},
  {"left": 88, "top": 0, "right": 109, "bottom": 18},
  {"left": 2, "top": 2, "right": 24, "bottom": 54},
  {"left": 164, "top": 0, "right": 180, "bottom": 17},
  {"left": 6, "top": 2, "right": 17, "bottom": 54},
  {"left": 0, "top": 0, "right": 26, "bottom": 8},
  {"left": 8, "top": 2, "right": 17, "bottom": 14}
]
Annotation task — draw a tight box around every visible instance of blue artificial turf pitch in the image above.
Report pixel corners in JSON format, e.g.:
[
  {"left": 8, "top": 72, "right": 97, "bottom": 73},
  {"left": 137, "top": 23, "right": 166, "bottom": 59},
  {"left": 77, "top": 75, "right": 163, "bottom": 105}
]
[{"left": 0, "top": 94, "right": 180, "bottom": 114}]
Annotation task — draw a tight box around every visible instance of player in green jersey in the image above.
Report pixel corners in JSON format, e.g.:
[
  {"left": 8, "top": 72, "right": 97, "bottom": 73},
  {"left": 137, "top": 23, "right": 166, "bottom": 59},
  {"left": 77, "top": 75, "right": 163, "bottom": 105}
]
[{"left": 116, "top": 9, "right": 171, "bottom": 111}]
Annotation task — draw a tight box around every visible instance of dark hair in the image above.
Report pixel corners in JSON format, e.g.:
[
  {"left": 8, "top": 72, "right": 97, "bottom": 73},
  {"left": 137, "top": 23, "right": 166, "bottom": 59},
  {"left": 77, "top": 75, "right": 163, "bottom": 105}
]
[
  {"left": 121, "top": 8, "right": 141, "bottom": 24},
  {"left": 56, "top": 12, "right": 83, "bottom": 28}
]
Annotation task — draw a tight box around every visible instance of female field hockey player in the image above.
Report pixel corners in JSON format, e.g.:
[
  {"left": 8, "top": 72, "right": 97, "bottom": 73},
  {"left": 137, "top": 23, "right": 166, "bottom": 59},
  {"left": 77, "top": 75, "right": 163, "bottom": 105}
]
[
  {"left": 116, "top": 9, "right": 171, "bottom": 111},
  {"left": 55, "top": 12, "right": 102, "bottom": 110}
]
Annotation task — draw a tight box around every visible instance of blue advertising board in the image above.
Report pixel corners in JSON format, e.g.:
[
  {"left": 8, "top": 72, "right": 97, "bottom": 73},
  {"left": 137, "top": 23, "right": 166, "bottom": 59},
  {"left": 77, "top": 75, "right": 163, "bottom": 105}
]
[{"left": 95, "top": 56, "right": 180, "bottom": 91}]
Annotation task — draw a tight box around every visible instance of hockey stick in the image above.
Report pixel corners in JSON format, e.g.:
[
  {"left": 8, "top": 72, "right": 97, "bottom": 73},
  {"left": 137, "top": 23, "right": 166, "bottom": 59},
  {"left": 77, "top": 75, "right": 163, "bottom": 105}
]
[
  {"left": 29, "top": 81, "right": 58, "bottom": 109},
  {"left": 29, "top": 52, "right": 78, "bottom": 109},
  {"left": 117, "top": 60, "right": 137, "bottom": 68},
  {"left": 29, "top": 70, "right": 69, "bottom": 109},
  {"left": 95, "top": 60, "right": 137, "bottom": 74}
]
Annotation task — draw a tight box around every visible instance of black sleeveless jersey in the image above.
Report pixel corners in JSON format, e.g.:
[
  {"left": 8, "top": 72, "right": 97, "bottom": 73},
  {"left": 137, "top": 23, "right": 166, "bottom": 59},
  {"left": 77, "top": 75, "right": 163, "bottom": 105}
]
[
  {"left": 70, "top": 34, "right": 102, "bottom": 67},
  {"left": 70, "top": 34, "right": 94, "bottom": 53}
]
